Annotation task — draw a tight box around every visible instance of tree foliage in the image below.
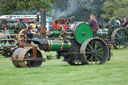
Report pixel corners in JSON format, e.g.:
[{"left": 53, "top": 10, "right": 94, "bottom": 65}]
[
  {"left": 1, "top": 0, "right": 128, "bottom": 21},
  {"left": 101, "top": 0, "right": 128, "bottom": 19},
  {"left": 0, "top": 0, "right": 54, "bottom": 14}
]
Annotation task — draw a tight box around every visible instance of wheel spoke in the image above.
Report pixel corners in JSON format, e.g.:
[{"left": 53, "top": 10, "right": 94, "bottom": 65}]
[
  {"left": 98, "top": 52, "right": 104, "bottom": 54},
  {"left": 86, "top": 47, "right": 91, "bottom": 52},
  {"left": 116, "top": 32, "right": 121, "bottom": 38},
  {"left": 94, "top": 42, "right": 98, "bottom": 50},
  {"left": 97, "top": 47, "right": 103, "bottom": 51},
  {"left": 88, "top": 43, "right": 93, "bottom": 50},
  {"left": 121, "top": 41, "right": 128, "bottom": 48},
  {"left": 97, "top": 54, "right": 103, "bottom": 60},
  {"left": 114, "top": 38, "right": 121, "bottom": 40},
  {"left": 88, "top": 55, "right": 94, "bottom": 64},
  {"left": 94, "top": 56, "right": 100, "bottom": 64},
  {"left": 120, "top": 30, "right": 123, "bottom": 38},
  {"left": 86, "top": 52, "right": 91, "bottom": 54}
]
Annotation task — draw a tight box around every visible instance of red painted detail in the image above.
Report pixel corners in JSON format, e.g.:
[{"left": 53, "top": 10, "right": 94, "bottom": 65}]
[{"left": 50, "top": 19, "right": 71, "bottom": 31}]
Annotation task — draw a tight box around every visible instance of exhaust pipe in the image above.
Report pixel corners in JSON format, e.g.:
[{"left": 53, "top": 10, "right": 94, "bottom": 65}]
[
  {"left": 40, "top": 8, "right": 47, "bottom": 37},
  {"left": 37, "top": 13, "right": 40, "bottom": 22},
  {"left": 84, "top": 8, "right": 89, "bottom": 22}
]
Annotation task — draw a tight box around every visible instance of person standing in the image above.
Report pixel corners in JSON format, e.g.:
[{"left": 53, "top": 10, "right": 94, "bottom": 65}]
[
  {"left": 89, "top": 14, "right": 99, "bottom": 36},
  {"left": 122, "top": 18, "right": 128, "bottom": 29}
]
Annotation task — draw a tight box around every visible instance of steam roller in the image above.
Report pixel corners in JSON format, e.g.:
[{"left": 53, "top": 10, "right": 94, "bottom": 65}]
[
  {"left": 11, "top": 22, "right": 111, "bottom": 68},
  {"left": 12, "top": 44, "right": 44, "bottom": 67}
]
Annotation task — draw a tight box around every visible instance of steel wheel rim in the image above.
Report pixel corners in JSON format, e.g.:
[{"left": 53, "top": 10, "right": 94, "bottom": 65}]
[{"left": 80, "top": 38, "right": 109, "bottom": 65}]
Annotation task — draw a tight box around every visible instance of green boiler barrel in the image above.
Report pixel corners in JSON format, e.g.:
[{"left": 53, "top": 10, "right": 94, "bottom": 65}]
[
  {"left": 97, "top": 29, "right": 110, "bottom": 38},
  {"left": 52, "top": 30, "right": 60, "bottom": 37},
  {"left": 47, "top": 40, "right": 72, "bottom": 51}
]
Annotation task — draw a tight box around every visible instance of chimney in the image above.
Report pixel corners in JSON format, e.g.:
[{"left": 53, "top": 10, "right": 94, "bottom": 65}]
[
  {"left": 84, "top": 8, "right": 89, "bottom": 22},
  {"left": 36, "top": 13, "right": 40, "bottom": 22},
  {"left": 40, "top": 8, "right": 47, "bottom": 37}
]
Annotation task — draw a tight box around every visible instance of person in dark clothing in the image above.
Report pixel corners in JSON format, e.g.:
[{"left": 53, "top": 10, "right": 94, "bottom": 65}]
[
  {"left": 122, "top": 18, "right": 128, "bottom": 29},
  {"left": 89, "top": 14, "right": 99, "bottom": 36}
]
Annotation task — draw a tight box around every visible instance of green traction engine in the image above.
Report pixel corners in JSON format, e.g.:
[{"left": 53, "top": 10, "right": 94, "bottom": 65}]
[
  {"left": 11, "top": 22, "right": 111, "bottom": 67},
  {"left": 97, "top": 17, "right": 128, "bottom": 49}
]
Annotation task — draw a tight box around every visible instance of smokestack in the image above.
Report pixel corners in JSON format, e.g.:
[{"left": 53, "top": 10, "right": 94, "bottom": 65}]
[
  {"left": 40, "top": 8, "right": 47, "bottom": 37},
  {"left": 40, "top": 8, "right": 46, "bottom": 30},
  {"left": 36, "top": 13, "right": 40, "bottom": 22},
  {"left": 84, "top": 8, "right": 89, "bottom": 22}
]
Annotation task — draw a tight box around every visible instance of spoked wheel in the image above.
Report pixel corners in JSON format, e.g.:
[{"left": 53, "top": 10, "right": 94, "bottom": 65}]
[
  {"left": 80, "top": 38, "right": 109, "bottom": 65},
  {"left": 111, "top": 28, "right": 128, "bottom": 49},
  {"left": 108, "top": 17, "right": 121, "bottom": 27},
  {"left": 67, "top": 57, "right": 87, "bottom": 65},
  {"left": 12, "top": 48, "right": 43, "bottom": 67},
  {"left": 108, "top": 17, "right": 121, "bottom": 32},
  {"left": 3, "top": 50, "right": 12, "bottom": 57}
]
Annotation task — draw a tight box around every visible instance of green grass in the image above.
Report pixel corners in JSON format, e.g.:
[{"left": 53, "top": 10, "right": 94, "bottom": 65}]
[{"left": 0, "top": 49, "right": 128, "bottom": 85}]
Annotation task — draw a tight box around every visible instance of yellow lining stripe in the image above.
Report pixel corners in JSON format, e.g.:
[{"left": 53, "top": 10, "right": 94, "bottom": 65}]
[
  {"left": 61, "top": 41, "right": 64, "bottom": 50},
  {"left": 48, "top": 40, "right": 50, "bottom": 50},
  {"left": 51, "top": 40, "right": 53, "bottom": 50},
  {"left": 67, "top": 40, "right": 71, "bottom": 48}
]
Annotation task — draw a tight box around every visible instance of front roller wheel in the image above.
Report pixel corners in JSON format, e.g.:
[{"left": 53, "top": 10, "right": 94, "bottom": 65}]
[
  {"left": 80, "top": 38, "right": 109, "bottom": 65},
  {"left": 12, "top": 48, "right": 43, "bottom": 67},
  {"left": 111, "top": 28, "right": 128, "bottom": 49}
]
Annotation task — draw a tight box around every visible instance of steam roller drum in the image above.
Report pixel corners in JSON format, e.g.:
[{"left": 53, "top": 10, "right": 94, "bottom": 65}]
[
  {"left": 12, "top": 48, "right": 43, "bottom": 67},
  {"left": 74, "top": 22, "right": 93, "bottom": 44},
  {"left": 80, "top": 38, "right": 109, "bottom": 65}
]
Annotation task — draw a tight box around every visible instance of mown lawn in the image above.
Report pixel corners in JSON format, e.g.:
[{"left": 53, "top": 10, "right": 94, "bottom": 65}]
[{"left": 0, "top": 49, "right": 128, "bottom": 85}]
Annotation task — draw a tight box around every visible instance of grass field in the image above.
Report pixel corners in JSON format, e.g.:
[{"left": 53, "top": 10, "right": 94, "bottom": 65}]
[{"left": 0, "top": 49, "right": 128, "bottom": 85}]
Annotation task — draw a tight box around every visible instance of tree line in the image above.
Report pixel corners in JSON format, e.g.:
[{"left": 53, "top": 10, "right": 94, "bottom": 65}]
[{"left": 0, "top": 0, "right": 128, "bottom": 20}]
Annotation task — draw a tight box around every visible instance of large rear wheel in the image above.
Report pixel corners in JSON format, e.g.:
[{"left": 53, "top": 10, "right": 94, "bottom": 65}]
[
  {"left": 80, "top": 38, "right": 109, "bottom": 65},
  {"left": 111, "top": 28, "right": 128, "bottom": 49}
]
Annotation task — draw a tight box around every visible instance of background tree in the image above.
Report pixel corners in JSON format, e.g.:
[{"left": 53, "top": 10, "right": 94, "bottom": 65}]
[
  {"left": 48, "top": 0, "right": 106, "bottom": 21},
  {"left": 0, "top": 0, "right": 54, "bottom": 14},
  {"left": 3, "top": 0, "right": 128, "bottom": 22},
  {"left": 101, "top": 0, "right": 128, "bottom": 20}
]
